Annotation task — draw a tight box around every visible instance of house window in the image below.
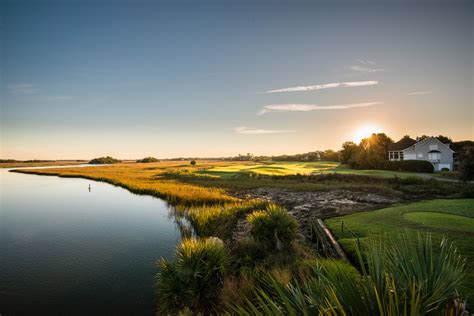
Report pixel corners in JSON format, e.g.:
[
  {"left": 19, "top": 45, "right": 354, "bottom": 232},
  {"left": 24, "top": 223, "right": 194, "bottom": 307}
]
[
  {"left": 400, "top": 152, "right": 404, "bottom": 160},
  {"left": 429, "top": 144, "right": 438, "bottom": 151},
  {"left": 428, "top": 152, "right": 441, "bottom": 160},
  {"left": 394, "top": 152, "right": 399, "bottom": 160},
  {"left": 418, "top": 153, "right": 423, "bottom": 158}
]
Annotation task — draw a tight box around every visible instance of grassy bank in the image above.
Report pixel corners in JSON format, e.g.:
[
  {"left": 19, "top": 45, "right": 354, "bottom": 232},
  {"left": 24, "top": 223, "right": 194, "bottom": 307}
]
[
  {"left": 0, "top": 160, "right": 88, "bottom": 168},
  {"left": 325, "top": 199, "right": 474, "bottom": 296}
]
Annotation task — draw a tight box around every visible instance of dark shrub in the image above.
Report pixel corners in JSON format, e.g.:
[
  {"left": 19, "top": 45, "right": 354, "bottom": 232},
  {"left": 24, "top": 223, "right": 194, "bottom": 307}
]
[
  {"left": 190, "top": 160, "right": 196, "bottom": 165},
  {"left": 376, "top": 160, "right": 434, "bottom": 173},
  {"left": 441, "top": 167, "right": 450, "bottom": 172},
  {"left": 89, "top": 156, "right": 121, "bottom": 164},
  {"left": 459, "top": 146, "right": 474, "bottom": 182},
  {"left": 136, "top": 157, "right": 159, "bottom": 163}
]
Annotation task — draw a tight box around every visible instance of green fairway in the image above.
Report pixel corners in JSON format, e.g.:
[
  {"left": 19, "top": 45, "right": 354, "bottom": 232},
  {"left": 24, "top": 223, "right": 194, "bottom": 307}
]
[
  {"left": 199, "top": 161, "right": 340, "bottom": 178},
  {"left": 325, "top": 199, "right": 474, "bottom": 296},
  {"left": 403, "top": 212, "right": 474, "bottom": 232},
  {"left": 199, "top": 161, "right": 431, "bottom": 179}
]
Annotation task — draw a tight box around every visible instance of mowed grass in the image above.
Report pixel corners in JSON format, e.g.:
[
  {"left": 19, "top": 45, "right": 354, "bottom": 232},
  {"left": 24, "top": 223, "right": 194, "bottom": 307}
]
[
  {"left": 199, "top": 161, "right": 339, "bottom": 178},
  {"left": 199, "top": 161, "right": 435, "bottom": 179},
  {"left": 325, "top": 199, "right": 474, "bottom": 296}
]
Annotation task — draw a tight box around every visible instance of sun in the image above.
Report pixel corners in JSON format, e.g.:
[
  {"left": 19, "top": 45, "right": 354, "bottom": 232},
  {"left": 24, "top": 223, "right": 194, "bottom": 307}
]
[{"left": 353, "top": 125, "right": 381, "bottom": 144}]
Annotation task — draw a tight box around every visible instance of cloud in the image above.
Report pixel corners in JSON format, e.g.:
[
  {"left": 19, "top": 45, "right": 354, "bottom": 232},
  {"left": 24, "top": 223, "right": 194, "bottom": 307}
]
[
  {"left": 407, "top": 91, "right": 432, "bottom": 96},
  {"left": 357, "top": 59, "right": 376, "bottom": 65},
  {"left": 234, "top": 126, "right": 296, "bottom": 134},
  {"left": 7, "top": 83, "right": 40, "bottom": 94},
  {"left": 258, "top": 102, "right": 381, "bottom": 115},
  {"left": 349, "top": 65, "right": 386, "bottom": 73},
  {"left": 349, "top": 59, "right": 385, "bottom": 73},
  {"left": 264, "top": 80, "right": 378, "bottom": 93},
  {"left": 47, "top": 95, "right": 73, "bottom": 101}
]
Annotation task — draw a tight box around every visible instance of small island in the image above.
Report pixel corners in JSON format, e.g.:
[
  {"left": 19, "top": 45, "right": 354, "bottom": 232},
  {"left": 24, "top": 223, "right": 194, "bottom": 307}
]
[{"left": 89, "top": 156, "right": 121, "bottom": 164}]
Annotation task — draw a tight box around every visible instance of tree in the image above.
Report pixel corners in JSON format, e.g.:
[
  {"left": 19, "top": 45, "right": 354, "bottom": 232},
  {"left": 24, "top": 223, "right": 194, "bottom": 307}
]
[
  {"left": 322, "top": 149, "right": 340, "bottom": 162},
  {"left": 340, "top": 141, "right": 359, "bottom": 164},
  {"left": 459, "top": 146, "right": 474, "bottom": 182},
  {"left": 190, "top": 160, "right": 196, "bottom": 165},
  {"left": 355, "top": 133, "right": 393, "bottom": 168}
]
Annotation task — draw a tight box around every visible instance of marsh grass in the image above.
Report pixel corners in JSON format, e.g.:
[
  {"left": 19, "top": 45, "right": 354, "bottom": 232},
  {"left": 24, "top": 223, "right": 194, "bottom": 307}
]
[{"left": 229, "top": 233, "right": 467, "bottom": 315}]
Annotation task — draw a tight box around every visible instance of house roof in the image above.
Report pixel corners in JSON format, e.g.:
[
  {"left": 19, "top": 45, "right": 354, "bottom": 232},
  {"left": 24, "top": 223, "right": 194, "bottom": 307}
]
[
  {"left": 388, "top": 137, "right": 417, "bottom": 151},
  {"left": 403, "top": 137, "right": 455, "bottom": 153}
]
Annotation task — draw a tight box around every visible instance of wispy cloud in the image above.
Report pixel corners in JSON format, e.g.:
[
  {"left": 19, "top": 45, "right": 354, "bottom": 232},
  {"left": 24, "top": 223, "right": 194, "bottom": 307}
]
[
  {"left": 357, "top": 59, "right": 376, "bottom": 65},
  {"left": 258, "top": 102, "right": 381, "bottom": 115},
  {"left": 47, "top": 95, "right": 73, "bottom": 101},
  {"left": 349, "top": 60, "right": 386, "bottom": 73},
  {"left": 264, "top": 80, "right": 378, "bottom": 93},
  {"left": 407, "top": 91, "right": 432, "bottom": 96},
  {"left": 6, "top": 83, "right": 40, "bottom": 94},
  {"left": 234, "top": 126, "right": 296, "bottom": 134}
]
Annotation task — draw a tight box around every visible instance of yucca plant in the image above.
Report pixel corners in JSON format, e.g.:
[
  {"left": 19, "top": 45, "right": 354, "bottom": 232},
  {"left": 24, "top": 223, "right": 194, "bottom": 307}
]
[
  {"left": 156, "top": 237, "right": 229, "bottom": 314},
  {"left": 228, "top": 233, "right": 466, "bottom": 315},
  {"left": 247, "top": 205, "right": 298, "bottom": 250}
]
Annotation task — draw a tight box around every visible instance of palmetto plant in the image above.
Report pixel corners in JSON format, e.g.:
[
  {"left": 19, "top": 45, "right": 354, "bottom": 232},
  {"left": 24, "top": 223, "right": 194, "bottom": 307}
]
[
  {"left": 247, "top": 205, "right": 298, "bottom": 251},
  {"left": 156, "top": 237, "right": 229, "bottom": 314},
  {"left": 229, "top": 233, "right": 466, "bottom": 316}
]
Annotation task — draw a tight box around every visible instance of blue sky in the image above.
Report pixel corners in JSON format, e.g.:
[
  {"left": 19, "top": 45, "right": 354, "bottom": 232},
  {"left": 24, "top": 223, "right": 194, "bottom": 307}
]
[{"left": 1, "top": 0, "right": 472, "bottom": 159}]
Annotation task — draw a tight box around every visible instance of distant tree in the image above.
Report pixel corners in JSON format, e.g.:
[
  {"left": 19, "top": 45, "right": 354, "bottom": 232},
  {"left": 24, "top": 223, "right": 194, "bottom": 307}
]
[
  {"left": 459, "top": 146, "right": 474, "bottom": 182},
  {"left": 322, "top": 149, "right": 340, "bottom": 162},
  {"left": 136, "top": 157, "right": 160, "bottom": 163},
  {"left": 89, "top": 156, "right": 121, "bottom": 164},
  {"left": 190, "top": 160, "right": 196, "bottom": 165},
  {"left": 437, "top": 135, "right": 453, "bottom": 144},
  {"left": 417, "top": 135, "right": 452, "bottom": 144},
  {"left": 340, "top": 141, "right": 359, "bottom": 164}
]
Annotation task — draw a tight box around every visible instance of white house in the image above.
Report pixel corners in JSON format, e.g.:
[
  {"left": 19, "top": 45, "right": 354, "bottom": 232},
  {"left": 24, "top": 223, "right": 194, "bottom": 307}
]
[{"left": 388, "top": 136, "right": 455, "bottom": 171}]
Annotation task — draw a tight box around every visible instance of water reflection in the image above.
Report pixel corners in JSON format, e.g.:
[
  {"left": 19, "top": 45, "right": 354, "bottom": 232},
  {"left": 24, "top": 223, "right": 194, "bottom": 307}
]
[{"left": 0, "top": 168, "right": 183, "bottom": 315}]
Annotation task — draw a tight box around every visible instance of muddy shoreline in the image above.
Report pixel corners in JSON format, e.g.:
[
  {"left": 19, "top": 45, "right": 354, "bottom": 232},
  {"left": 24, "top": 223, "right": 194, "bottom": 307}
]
[{"left": 230, "top": 187, "right": 415, "bottom": 242}]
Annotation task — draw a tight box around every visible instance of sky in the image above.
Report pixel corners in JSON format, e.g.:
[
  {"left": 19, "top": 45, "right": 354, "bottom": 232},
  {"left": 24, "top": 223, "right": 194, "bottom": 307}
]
[{"left": 1, "top": 0, "right": 473, "bottom": 159}]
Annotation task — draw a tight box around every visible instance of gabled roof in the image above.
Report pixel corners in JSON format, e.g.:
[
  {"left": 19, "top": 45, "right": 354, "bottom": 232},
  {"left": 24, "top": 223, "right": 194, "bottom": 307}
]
[
  {"left": 388, "top": 137, "right": 416, "bottom": 151},
  {"left": 404, "top": 137, "right": 455, "bottom": 153}
]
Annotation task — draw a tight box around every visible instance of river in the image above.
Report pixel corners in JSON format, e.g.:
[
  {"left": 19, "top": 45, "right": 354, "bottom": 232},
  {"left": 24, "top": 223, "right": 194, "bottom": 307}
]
[{"left": 0, "top": 166, "right": 181, "bottom": 315}]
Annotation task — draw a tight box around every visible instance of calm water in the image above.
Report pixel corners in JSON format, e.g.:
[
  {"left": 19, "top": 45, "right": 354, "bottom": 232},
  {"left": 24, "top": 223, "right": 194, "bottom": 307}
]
[{"left": 0, "top": 168, "right": 181, "bottom": 315}]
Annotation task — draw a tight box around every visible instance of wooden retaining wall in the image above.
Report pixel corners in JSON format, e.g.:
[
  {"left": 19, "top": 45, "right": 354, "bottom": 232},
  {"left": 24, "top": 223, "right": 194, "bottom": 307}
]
[{"left": 311, "top": 218, "right": 348, "bottom": 262}]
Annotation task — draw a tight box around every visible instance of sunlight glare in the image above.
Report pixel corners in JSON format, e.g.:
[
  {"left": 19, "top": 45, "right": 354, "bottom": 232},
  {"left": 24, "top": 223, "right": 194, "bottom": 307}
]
[{"left": 353, "top": 125, "right": 381, "bottom": 143}]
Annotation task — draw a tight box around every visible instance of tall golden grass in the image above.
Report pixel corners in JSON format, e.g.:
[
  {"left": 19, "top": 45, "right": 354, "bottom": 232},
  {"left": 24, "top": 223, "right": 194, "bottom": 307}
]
[{"left": 14, "top": 161, "right": 239, "bottom": 206}]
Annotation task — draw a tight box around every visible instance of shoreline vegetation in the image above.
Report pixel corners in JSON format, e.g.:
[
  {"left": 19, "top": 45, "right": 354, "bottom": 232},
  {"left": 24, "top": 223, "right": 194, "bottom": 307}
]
[
  {"left": 0, "top": 160, "right": 88, "bottom": 168},
  {"left": 9, "top": 160, "right": 474, "bottom": 313}
]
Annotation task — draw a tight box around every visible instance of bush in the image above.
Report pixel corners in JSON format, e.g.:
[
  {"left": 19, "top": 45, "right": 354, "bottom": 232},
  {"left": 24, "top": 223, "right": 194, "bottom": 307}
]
[
  {"left": 136, "top": 157, "right": 159, "bottom": 163},
  {"left": 88, "top": 156, "right": 121, "bottom": 164},
  {"left": 459, "top": 146, "right": 474, "bottom": 182},
  {"left": 229, "top": 233, "right": 466, "bottom": 315},
  {"left": 375, "top": 160, "right": 434, "bottom": 173},
  {"left": 441, "top": 167, "right": 450, "bottom": 172},
  {"left": 156, "top": 237, "right": 229, "bottom": 314},
  {"left": 247, "top": 205, "right": 298, "bottom": 251},
  {"left": 190, "top": 160, "right": 196, "bottom": 165}
]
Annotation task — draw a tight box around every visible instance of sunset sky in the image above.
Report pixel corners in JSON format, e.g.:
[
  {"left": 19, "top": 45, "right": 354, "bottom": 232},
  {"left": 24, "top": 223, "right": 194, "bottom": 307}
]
[{"left": 1, "top": 0, "right": 473, "bottom": 159}]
